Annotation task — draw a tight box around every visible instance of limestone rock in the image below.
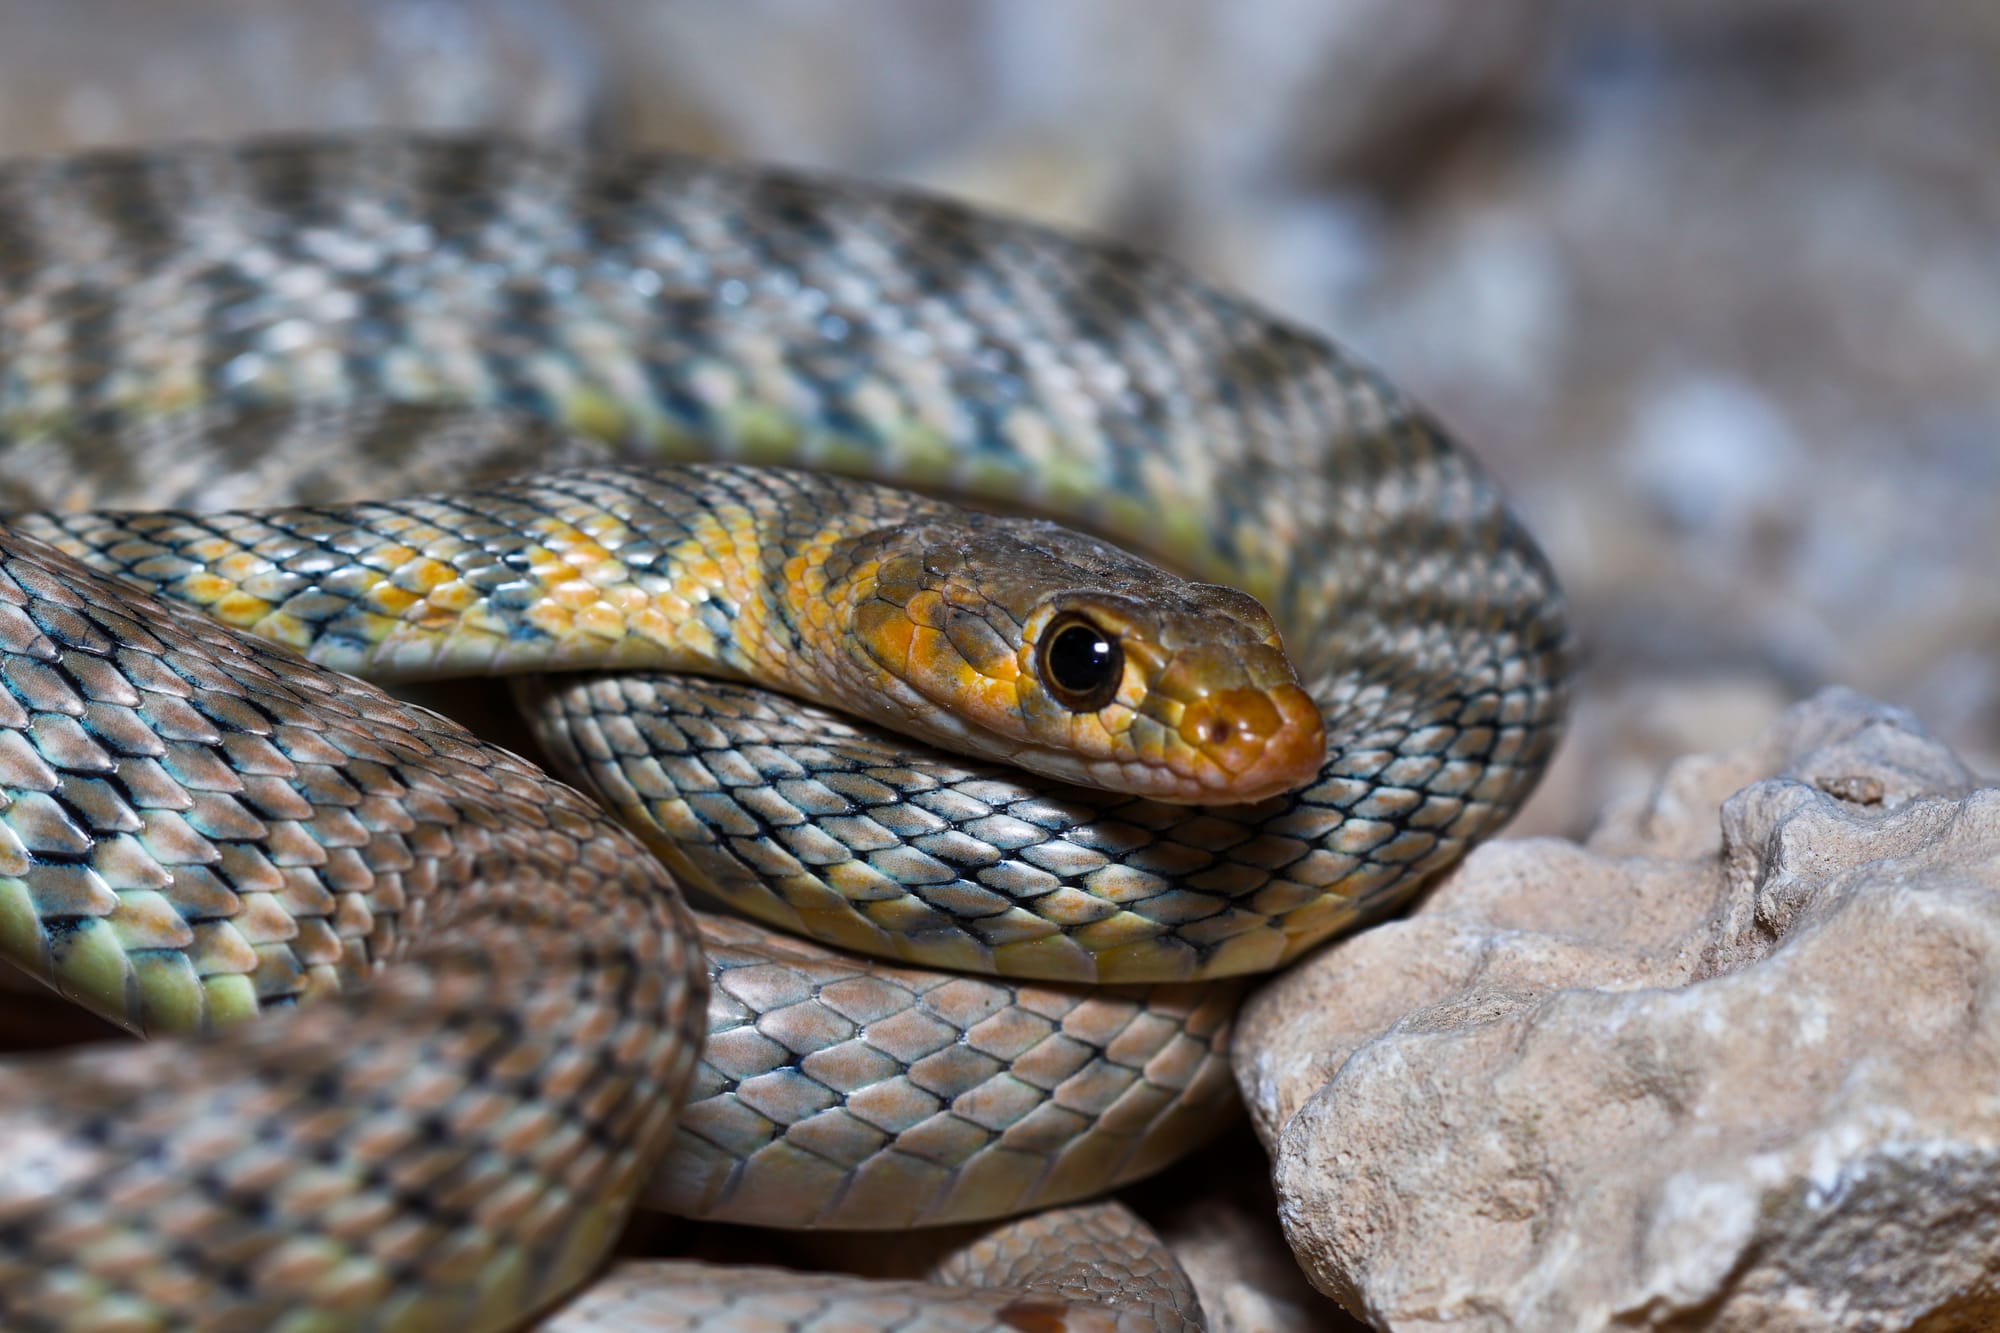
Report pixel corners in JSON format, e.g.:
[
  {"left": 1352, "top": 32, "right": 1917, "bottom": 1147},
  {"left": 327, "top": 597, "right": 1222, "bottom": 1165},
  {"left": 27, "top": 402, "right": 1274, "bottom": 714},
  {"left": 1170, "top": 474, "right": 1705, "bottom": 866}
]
[
  {"left": 1140, "top": 1125, "right": 1367, "bottom": 1333},
  {"left": 1237, "top": 689, "right": 2000, "bottom": 1330}
]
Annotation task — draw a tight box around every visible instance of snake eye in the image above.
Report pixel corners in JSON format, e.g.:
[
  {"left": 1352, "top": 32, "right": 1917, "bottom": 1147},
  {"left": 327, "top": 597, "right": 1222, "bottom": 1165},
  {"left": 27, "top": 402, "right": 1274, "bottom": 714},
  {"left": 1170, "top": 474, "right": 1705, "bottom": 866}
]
[{"left": 1038, "top": 614, "right": 1124, "bottom": 711}]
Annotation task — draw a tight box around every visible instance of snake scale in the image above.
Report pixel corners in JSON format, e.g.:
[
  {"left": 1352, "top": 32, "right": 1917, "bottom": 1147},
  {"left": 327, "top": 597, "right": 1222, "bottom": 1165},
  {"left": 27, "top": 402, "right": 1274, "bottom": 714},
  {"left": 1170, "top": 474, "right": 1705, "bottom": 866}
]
[{"left": 0, "top": 137, "right": 1571, "bottom": 1330}]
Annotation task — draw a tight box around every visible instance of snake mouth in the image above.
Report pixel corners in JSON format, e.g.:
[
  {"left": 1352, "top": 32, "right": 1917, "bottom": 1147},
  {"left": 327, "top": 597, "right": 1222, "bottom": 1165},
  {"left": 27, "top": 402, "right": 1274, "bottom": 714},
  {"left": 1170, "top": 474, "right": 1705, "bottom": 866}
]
[{"left": 1002, "top": 677, "right": 1326, "bottom": 805}]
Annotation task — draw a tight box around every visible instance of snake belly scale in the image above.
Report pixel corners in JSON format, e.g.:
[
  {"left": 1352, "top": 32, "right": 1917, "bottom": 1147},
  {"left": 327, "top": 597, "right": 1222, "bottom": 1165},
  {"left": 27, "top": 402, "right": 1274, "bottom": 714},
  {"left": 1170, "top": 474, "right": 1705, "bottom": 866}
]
[{"left": 0, "top": 136, "right": 1571, "bottom": 1329}]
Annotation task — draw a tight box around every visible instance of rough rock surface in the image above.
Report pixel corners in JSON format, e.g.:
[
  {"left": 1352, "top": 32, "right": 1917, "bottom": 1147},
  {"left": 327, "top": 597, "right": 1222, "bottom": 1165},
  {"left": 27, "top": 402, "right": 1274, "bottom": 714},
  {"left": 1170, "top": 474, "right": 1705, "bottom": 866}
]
[
  {"left": 1138, "top": 1125, "right": 1366, "bottom": 1332},
  {"left": 1237, "top": 689, "right": 2000, "bottom": 1331}
]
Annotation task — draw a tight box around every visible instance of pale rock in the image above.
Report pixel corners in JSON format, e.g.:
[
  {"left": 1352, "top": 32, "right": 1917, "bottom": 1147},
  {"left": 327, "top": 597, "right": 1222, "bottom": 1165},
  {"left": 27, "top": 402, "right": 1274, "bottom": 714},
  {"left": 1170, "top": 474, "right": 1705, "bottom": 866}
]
[
  {"left": 1237, "top": 689, "right": 2000, "bottom": 1331},
  {"left": 1166, "top": 1197, "right": 1358, "bottom": 1333},
  {"left": 1141, "top": 1125, "right": 1366, "bottom": 1332}
]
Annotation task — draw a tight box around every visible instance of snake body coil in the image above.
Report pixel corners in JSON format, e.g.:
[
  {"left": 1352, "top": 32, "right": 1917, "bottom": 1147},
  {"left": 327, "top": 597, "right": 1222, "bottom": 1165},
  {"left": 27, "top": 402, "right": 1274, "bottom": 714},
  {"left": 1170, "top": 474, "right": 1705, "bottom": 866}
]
[{"left": 0, "top": 138, "right": 1570, "bottom": 1329}]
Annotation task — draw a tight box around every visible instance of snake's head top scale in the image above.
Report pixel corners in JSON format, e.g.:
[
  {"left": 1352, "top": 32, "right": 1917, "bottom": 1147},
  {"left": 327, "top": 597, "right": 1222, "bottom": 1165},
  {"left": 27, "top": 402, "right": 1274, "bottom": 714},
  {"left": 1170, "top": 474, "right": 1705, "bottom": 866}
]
[{"left": 832, "top": 514, "right": 1327, "bottom": 805}]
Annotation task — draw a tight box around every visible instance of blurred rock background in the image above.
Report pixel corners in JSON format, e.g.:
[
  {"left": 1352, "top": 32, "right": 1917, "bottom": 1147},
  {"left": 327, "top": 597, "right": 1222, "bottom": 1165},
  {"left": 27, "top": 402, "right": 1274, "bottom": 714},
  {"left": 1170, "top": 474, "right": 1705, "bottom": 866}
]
[
  {"left": 7, "top": 0, "right": 1995, "bottom": 824},
  {"left": 6, "top": 3, "right": 1992, "bottom": 1326}
]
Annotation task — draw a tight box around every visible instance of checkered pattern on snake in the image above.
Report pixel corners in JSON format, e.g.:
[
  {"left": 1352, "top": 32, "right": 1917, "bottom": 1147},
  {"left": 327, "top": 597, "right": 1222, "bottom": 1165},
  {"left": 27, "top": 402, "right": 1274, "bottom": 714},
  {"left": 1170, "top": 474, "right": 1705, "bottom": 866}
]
[{"left": 0, "top": 137, "right": 1572, "bottom": 1330}]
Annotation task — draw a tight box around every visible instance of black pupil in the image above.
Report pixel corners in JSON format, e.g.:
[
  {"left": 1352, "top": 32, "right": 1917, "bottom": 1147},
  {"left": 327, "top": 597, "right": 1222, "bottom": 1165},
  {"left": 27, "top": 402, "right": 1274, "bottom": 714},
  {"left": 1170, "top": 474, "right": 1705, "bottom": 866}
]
[{"left": 1046, "top": 622, "right": 1119, "bottom": 704}]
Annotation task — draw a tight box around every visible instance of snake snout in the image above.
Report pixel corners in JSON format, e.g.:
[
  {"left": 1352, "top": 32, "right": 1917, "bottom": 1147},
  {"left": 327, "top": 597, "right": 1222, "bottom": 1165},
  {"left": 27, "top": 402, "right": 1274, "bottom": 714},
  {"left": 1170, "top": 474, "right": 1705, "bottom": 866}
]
[
  {"left": 1176, "top": 681, "right": 1326, "bottom": 803},
  {"left": 1147, "top": 639, "right": 1327, "bottom": 804}
]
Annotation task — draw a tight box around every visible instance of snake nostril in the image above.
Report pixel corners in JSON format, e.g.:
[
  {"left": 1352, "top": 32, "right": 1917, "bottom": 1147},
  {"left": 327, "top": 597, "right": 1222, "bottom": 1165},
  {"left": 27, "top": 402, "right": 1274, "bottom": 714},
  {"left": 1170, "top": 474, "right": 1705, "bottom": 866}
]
[{"left": 1201, "top": 717, "right": 1230, "bottom": 746}]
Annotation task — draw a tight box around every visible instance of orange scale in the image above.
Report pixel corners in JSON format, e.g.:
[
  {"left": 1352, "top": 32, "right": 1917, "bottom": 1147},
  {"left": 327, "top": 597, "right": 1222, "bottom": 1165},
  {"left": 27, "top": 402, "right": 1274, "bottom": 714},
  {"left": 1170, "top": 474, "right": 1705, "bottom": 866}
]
[
  {"left": 213, "top": 591, "right": 275, "bottom": 629},
  {"left": 559, "top": 542, "right": 612, "bottom": 569},
  {"left": 854, "top": 602, "right": 918, "bottom": 672},
  {"left": 214, "top": 551, "right": 272, "bottom": 582},
  {"left": 365, "top": 584, "right": 422, "bottom": 616},
  {"left": 579, "top": 559, "right": 634, "bottom": 588},
  {"left": 178, "top": 572, "right": 233, "bottom": 606},
  {"left": 629, "top": 607, "right": 680, "bottom": 646},
  {"left": 250, "top": 611, "right": 313, "bottom": 653},
  {"left": 550, "top": 579, "right": 602, "bottom": 611},
  {"left": 957, "top": 673, "right": 1027, "bottom": 730},
  {"left": 524, "top": 601, "right": 575, "bottom": 638},
  {"left": 393, "top": 557, "right": 458, "bottom": 594},
  {"left": 575, "top": 604, "right": 627, "bottom": 640},
  {"left": 185, "top": 537, "right": 236, "bottom": 564},
  {"left": 425, "top": 580, "right": 478, "bottom": 614}
]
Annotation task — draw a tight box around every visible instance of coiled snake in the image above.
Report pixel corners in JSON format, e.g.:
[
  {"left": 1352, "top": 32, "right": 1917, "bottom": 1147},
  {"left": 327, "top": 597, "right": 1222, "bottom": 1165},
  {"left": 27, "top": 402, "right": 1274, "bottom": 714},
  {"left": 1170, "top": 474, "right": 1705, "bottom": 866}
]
[{"left": 0, "top": 138, "right": 1570, "bottom": 1330}]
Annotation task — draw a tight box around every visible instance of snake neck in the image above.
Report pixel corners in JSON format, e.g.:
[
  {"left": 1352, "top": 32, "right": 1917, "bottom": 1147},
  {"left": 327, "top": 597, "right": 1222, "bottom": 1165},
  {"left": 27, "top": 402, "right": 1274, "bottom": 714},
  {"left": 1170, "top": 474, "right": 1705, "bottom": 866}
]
[{"left": 11, "top": 464, "right": 903, "bottom": 683}]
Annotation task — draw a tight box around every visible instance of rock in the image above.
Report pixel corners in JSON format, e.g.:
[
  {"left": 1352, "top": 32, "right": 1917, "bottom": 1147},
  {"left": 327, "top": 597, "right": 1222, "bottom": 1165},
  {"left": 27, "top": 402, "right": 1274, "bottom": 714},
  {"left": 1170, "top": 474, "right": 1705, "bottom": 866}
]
[
  {"left": 1141, "top": 1126, "right": 1368, "bottom": 1333},
  {"left": 1165, "top": 1196, "right": 1359, "bottom": 1333},
  {"left": 1236, "top": 689, "right": 2000, "bottom": 1330}
]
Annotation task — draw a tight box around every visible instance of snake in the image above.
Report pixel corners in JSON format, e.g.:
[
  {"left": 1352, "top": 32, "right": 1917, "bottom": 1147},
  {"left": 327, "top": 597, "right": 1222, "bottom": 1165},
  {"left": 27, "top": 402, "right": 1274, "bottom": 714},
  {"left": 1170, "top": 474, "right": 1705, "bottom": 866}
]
[{"left": 0, "top": 136, "right": 1571, "bottom": 1330}]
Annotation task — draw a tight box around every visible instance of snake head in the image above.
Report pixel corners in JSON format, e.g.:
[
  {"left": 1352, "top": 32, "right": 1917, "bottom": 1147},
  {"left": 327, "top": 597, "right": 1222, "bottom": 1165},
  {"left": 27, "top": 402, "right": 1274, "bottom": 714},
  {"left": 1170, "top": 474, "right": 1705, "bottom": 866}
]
[{"left": 837, "top": 516, "right": 1326, "bottom": 804}]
